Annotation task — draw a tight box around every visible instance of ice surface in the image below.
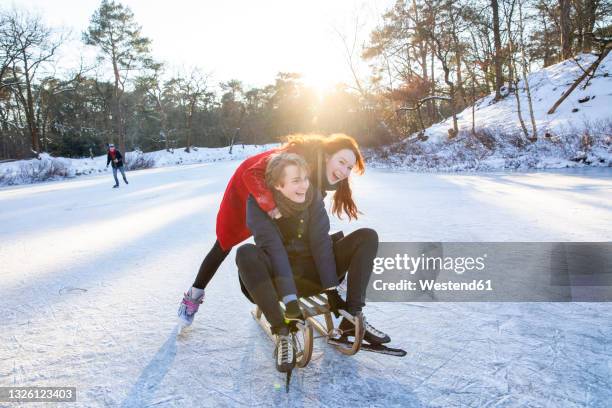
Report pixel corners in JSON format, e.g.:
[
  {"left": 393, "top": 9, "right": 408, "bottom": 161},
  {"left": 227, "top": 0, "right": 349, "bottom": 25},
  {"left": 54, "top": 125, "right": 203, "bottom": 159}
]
[{"left": 0, "top": 162, "right": 611, "bottom": 407}]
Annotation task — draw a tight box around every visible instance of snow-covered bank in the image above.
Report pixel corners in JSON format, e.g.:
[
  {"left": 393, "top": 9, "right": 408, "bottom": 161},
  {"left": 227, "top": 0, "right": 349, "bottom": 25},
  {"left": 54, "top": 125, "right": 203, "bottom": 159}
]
[
  {"left": 0, "top": 144, "right": 278, "bottom": 187},
  {"left": 367, "top": 124, "right": 611, "bottom": 172},
  {"left": 371, "top": 52, "right": 612, "bottom": 171}
]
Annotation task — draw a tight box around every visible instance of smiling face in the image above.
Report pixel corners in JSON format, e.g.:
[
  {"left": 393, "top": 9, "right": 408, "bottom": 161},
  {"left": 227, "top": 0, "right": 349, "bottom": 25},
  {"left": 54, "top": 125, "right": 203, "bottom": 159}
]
[
  {"left": 325, "top": 148, "right": 357, "bottom": 185},
  {"left": 274, "top": 164, "right": 310, "bottom": 203}
]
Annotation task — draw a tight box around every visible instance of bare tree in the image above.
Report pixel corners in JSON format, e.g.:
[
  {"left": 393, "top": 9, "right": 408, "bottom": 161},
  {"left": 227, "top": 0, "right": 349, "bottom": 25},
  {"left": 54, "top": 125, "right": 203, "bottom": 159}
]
[
  {"left": 492, "top": 0, "right": 504, "bottom": 100},
  {"left": 504, "top": 0, "right": 529, "bottom": 138},
  {"left": 423, "top": 0, "right": 460, "bottom": 137},
  {"left": 165, "top": 68, "right": 210, "bottom": 153},
  {"left": 134, "top": 62, "right": 174, "bottom": 151},
  {"left": 0, "top": 12, "right": 20, "bottom": 92},
  {"left": 334, "top": 11, "right": 377, "bottom": 141},
  {"left": 3, "top": 10, "right": 63, "bottom": 157},
  {"left": 517, "top": 0, "right": 538, "bottom": 140},
  {"left": 506, "top": 1, "right": 529, "bottom": 139}
]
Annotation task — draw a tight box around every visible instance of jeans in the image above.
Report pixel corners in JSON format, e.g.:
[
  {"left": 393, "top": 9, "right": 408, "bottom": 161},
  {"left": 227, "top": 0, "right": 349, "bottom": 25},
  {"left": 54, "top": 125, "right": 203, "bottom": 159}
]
[{"left": 112, "top": 166, "right": 128, "bottom": 185}]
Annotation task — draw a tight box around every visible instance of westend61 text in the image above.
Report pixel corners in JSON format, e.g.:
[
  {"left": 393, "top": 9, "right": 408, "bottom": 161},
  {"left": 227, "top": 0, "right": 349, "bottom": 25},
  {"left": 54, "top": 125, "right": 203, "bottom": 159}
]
[{"left": 373, "top": 279, "right": 493, "bottom": 291}]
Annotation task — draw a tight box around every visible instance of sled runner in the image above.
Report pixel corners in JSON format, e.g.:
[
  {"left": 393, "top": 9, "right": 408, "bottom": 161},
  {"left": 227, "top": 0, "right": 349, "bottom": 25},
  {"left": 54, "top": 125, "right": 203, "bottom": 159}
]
[{"left": 251, "top": 292, "right": 406, "bottom": 369}]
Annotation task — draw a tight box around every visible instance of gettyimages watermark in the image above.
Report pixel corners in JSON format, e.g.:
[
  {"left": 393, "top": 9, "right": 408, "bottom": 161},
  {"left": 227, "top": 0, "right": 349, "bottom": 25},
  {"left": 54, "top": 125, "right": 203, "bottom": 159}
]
[{"left": 365, "top": 243, "right": 612, "bottom": 302}]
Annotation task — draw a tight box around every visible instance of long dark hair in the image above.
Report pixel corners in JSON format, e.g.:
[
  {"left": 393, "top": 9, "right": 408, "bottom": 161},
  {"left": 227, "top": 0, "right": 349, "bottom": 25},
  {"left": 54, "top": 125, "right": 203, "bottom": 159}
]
[{"left": 281, "top": 134, "right": 365, "bottom": 220}]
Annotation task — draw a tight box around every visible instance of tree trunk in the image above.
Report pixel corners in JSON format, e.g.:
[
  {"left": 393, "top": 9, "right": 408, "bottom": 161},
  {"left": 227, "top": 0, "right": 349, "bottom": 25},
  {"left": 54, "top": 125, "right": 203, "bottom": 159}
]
[
  {"left": 155, "top": 96, "right": 170, "bottom": 152},
  {"left": 559, "top": 0, "right": 572, "bottom": 60},
  {"left": 518, "top": 1, "right": 537, "bottom": 140},
  {"left": 442, "top": 65, "right": 458, "bottom": 136},
  {"left": 471, "top": 84, "right": 476, "bottom": 135},
  {"left": 542, "top": 17, "right": 553, "bottom": 67},
  {"left": 512, "top": 70, "right": 529, "bottom": 139},
  {"left": 430, "top": 51, "right": 436, "bottom": 121},
  {"left": 111, "top": 52, "right": 126, "bottom": 157},
  {"left": 492, "top": 0, "right": 504, "bottom": 101},
  {"left": 505, "top": 13, "right": 515, "bottom": 95},
  {"left": 507, "top": 12, "right": 529, "bottom": 139},
  {"left": 185, "top": 100, "right": 195, "bottom": 153},
  {"left": 582, "top": 0, "right": 597, "bottom": 52},
  {"left": 450, "top": 9, "right": 466, "bottom": 107},
  {"left": 21, "top": 53, "right": 39, "bottom": 157}
]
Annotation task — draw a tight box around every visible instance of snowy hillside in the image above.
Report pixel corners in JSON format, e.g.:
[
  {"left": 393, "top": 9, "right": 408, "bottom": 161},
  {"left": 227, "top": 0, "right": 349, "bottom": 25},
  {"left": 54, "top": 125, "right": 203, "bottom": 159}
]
[{"left": 371, "top": 53, "right": 612, "bottom": 171}]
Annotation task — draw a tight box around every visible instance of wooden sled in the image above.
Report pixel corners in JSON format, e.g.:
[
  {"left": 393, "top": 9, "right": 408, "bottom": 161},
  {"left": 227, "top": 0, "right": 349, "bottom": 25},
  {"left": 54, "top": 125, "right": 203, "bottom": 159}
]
[{"left": 251, "top": 292, "right": 365, "bottom": 368}]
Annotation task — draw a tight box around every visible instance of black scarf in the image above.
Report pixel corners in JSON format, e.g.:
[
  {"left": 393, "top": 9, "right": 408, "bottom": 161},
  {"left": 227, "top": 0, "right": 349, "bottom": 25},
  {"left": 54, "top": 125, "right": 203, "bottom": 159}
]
[{"left": 273, "top": 185, "right": 314, "bottom": 218}]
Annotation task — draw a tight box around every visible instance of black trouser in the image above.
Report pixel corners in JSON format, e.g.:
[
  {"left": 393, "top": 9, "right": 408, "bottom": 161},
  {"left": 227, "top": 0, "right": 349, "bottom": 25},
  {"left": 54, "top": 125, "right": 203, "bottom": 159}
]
[
  {"left": 192, "top": 240, "right": 231, "bottom": 289},
  {"left": 236, "top": 228, "right": 378, "bottom": 332}
]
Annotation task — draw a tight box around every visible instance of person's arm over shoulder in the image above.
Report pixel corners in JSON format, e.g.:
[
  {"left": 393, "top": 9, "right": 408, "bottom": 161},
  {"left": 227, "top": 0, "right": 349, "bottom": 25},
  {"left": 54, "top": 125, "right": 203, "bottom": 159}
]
[
  {"left": 308, "top": 191, "right": 338, "bottom": 289},
  {"left": 242, "top": 155, "right": 276, "bottom": 213},
  {"left": 246, "top": 194, "right": 293, "bottom": 279}
]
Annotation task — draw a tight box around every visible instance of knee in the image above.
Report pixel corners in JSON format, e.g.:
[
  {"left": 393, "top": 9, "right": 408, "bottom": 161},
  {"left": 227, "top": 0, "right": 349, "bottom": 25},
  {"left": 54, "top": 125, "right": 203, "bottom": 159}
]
[
  {"left": 357, "top": 228, "right": 378, "bottom": 246},
  {"left": 236, "top": 244, "right": 259, "bottom": 269},
  {"left": 356, "top": 228, "right": 378, "bottom": 256},
  {"left": 236, "top": 244, "right": 270, "bottom": 272}
]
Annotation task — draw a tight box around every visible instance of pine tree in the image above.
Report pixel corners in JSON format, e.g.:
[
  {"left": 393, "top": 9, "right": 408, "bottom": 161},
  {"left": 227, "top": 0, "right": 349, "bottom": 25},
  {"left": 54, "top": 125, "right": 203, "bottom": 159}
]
[{"left": 83, "top": 0, "right": 152, "bottom": 156}]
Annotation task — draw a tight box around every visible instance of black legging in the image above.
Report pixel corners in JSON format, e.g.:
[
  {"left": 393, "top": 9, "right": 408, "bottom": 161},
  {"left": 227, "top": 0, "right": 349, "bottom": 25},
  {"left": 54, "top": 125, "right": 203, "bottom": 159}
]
[
  {"left": 192, "top": 240, "right": 231, "bottom": 289},
  {"left": 236, "top": 228, "right": 378, "bottom": 332}
]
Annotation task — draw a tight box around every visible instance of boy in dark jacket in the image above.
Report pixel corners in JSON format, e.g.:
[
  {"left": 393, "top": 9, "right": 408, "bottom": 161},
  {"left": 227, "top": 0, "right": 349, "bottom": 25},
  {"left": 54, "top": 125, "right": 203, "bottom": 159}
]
[
  {"left": 237, "top": 153, "right": 390, "bottom": 373},
  {"left": 106, "top": 144, "right": 128, "bottom": 188},
  {"left": 254, "top": 153, "right": 339, "bottom": 320}
]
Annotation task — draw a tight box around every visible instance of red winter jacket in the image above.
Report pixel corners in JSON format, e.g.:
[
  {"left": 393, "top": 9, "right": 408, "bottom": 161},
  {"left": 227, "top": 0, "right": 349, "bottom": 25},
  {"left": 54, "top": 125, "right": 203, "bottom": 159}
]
[{"left": 216, "top": 148, "right": 281, "bottom": 250}]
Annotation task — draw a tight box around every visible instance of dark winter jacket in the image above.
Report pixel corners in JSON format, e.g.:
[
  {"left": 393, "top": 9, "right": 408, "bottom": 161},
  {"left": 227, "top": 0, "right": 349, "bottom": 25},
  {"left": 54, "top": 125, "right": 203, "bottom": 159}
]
[
  {"left": 106, "top": 150, "right": 124, "bottom": 168},
  {"left": 246, "top": 191, "right": 338, "bottom": 290}
]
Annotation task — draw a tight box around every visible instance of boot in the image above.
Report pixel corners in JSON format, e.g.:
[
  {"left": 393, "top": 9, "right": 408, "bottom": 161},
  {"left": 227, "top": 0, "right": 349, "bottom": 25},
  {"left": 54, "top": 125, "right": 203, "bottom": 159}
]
[
  {"left": 273, "top": 328, "right": 295, "bottom": 373},
  {"left": 339, "top": 316, "right": 391, "bottom": 344},
  {"left": 177, "top": 288, "right": 205, "bottom": 326}
]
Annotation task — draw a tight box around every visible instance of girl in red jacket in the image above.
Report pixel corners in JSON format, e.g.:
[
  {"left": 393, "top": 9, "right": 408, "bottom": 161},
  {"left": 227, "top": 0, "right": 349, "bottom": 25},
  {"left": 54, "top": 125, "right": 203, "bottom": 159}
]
[{"left": 178, "top": 134, "right": 365, "bottom": 326}]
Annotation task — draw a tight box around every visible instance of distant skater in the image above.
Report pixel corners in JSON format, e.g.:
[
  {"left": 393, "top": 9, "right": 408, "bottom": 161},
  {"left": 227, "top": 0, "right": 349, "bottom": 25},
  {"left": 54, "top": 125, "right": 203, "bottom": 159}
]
[{"left": 106, "top": 143, "right": 129, "bottom": 188}]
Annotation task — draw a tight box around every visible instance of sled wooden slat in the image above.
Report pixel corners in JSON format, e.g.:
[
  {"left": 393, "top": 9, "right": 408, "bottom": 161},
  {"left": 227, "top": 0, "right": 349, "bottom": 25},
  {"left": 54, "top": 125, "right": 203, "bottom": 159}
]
[
  {"left": 251, "top": 308, "right": 274, "bottom": 341},
  {"left": 299, "top": 297, "right": 329, "bottom": 316},
  {"left": 297, "top": 297, "right": 316, "bottom": 317}
]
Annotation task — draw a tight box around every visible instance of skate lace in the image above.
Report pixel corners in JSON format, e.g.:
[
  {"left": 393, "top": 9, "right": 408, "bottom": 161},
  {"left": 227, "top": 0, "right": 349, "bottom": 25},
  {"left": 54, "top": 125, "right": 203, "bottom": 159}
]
[
  {"left": 364, "top": 321, "right": 387, "bottom": 338},
  {"left": 182, "top": 293, "right": 204, "bottom": 315},
  {"left": 277, "top": 335, "right": 294, "bottom": 364},
  {"left": 341, "top": 319, "right": 387, "bottom": 339}
]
